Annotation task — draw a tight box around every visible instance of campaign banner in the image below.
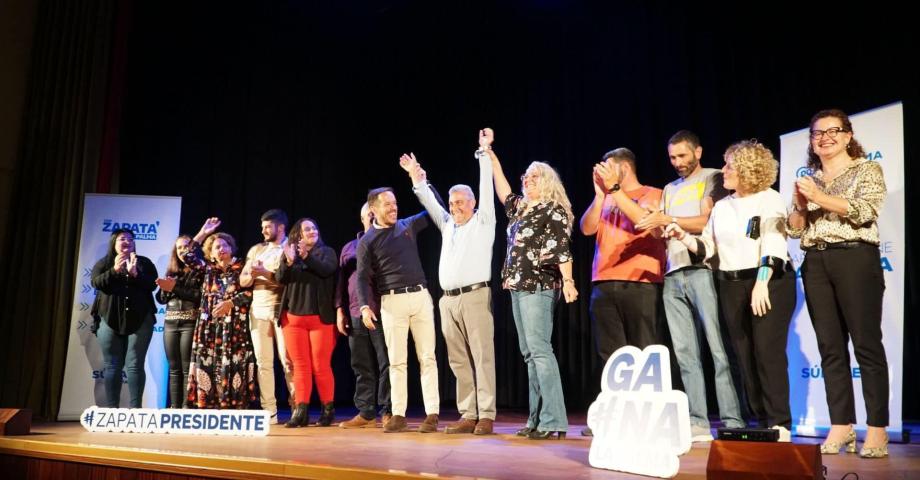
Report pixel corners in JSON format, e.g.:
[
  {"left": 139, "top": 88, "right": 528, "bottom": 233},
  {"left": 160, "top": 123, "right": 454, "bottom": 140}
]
[
  {"left": 80, "top": 407, "right": 270, "bottom": 436},
  {"left": 779, "top": 102, "right": 904, "bottom": 437},
  {"left": 58, "top": 194, "right": 182, "bottom": 420},
  {"left": 587, "top": 345, "right": 691, "bottom": 478}
]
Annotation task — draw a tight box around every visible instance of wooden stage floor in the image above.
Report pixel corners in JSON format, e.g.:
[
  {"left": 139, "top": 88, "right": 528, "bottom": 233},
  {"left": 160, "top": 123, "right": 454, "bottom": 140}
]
[{"left": 1, "top": 414, "right": 918, "bottom": 479}]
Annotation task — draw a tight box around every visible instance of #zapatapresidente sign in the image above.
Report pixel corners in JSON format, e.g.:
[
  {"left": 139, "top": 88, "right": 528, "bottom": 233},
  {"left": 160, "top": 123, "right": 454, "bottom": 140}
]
[
  {"left": 80, "top": 407, "right": 271, "bottom": 436},
  {"left": 587, "top": 345, "right": 692, "bottom": 478}
]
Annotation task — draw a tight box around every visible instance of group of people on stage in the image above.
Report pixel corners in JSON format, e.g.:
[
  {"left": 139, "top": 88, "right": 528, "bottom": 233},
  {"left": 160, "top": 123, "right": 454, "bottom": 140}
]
[{"left": 88, "top": 108, "right": 890, "bottom": 457}]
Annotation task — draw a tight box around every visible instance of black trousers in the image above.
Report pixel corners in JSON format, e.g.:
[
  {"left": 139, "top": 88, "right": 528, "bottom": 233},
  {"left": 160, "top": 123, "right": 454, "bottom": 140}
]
[
  {"left": 349, "top": 315, "right": 391, "bottom": 419},
  {"left": 802, "top": 244, "right": 888, "bottom": 427},
  {"left": 589, "top": 280, "right": 661, "bottom": 363},
  {"left": 163, "top": 318, "right": 195, "bottom": 408},
  {"left": 718, "top": 270, "right": 795, "bottom": 428}
]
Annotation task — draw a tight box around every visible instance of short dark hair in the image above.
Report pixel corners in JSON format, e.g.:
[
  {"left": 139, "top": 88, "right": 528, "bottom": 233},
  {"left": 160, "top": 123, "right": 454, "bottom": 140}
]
[
  {"left": 289, "top": 217, "right": 325, "bottom": 248},
  {"left": 260, "top": 209, "right": 288, "bottom": 227},
  {"left": 602, "top": 147, "right": 637, "bottom": 172},
  {"left": 367, "top": 187, "right": 394, "bottom": 206},
  {"left": 668, "top": 130, "right": 701, "bottom": 150},
  {"left": 106, "top": 228, "right": 135, "bottom": 260},
  {"left": 203, "top": 232, "right": 237, "bottom": 261},
  {"left": 806, "top": 109, "right": 867, "bottom": 171}
]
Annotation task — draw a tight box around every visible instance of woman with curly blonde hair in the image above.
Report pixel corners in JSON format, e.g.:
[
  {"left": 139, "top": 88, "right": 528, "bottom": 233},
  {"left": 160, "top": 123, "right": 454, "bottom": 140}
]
[
  {"left": 667, "top": 140, "right": 795, "bottom": 441},
  {"left": 490, "top": 141, "right": 578, "bottom": 440}
]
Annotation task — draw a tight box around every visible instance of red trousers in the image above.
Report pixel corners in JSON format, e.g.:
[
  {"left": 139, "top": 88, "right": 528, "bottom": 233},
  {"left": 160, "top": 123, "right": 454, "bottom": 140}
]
[{"left": 281, "top": 311, "right": 336, "bottom": 405}]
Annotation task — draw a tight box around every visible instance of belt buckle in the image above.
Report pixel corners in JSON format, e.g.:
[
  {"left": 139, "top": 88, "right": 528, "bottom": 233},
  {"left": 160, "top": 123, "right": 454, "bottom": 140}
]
[{"left": 816, "top": 241, "right": 827, "bottom": 251}]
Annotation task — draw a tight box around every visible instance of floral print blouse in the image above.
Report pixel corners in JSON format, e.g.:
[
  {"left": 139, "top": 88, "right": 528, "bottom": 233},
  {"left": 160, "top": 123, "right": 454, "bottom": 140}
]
[{"left": 501, "top": 193, "right": 573, "bottom": 292}]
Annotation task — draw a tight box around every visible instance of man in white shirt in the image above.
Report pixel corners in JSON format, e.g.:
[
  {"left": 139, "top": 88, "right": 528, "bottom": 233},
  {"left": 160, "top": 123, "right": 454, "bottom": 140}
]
[
  {"left": 240, "top": 209, "right": 294, "bottom": 424},
  {"left": 397, "top": 128, "right": 497, "bottom": 435}
]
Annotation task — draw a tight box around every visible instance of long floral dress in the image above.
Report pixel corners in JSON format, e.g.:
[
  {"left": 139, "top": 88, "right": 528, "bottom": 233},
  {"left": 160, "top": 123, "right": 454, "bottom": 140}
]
[{"left": 183, "top": 241, "right": 258, "bottom": 409}]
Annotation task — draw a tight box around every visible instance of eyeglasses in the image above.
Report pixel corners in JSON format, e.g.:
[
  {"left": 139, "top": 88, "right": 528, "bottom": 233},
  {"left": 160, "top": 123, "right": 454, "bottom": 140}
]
[
  {"left": 809, "top": 127, "right": 848, "bottom": 140},
  {"left": 520, "top": 174, "right": 539, "bottom": 183}
]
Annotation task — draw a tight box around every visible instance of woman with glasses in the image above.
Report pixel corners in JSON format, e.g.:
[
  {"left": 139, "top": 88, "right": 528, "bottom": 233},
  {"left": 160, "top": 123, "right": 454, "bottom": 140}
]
[
  {"left": 490, "top": 143, "right": 578, "bottom": 440},
  {"left": 277, "top": 218, "right": 338, "bottom": 427},
  {"left": 666, "top": 140, "right": 795, "bottom": 441},
  {"left": 788, "top": 109, "right": 889, "bottom": 458},
  {"left": 184, "top": 218, "right": 258, "bottom": 409}
]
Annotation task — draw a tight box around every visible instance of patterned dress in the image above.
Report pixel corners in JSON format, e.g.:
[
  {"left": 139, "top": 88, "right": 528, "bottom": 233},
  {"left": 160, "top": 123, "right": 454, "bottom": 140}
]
[
  {"left": 183, "top": 242, "right": 257, "bottom": 409},
  {"left": 501, "top": 193, "right": 573, "bottom": 291}
]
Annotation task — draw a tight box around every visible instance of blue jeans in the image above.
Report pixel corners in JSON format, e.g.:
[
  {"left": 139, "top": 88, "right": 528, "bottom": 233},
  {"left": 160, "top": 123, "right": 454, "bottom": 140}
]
[
  {"left": 96, "top": 314, "right": 155, "bottom": 408},
  {"left": 510, "top": 288, "right": 567, "bottom": 431},
  {"left": 663, "top": 268, "right": 743, "bottom": 429}
]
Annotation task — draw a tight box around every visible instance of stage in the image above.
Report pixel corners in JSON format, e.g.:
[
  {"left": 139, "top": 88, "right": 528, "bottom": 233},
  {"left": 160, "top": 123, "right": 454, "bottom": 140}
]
[{"left": 1, "top": 413, "right": 918, "bottom": 479}]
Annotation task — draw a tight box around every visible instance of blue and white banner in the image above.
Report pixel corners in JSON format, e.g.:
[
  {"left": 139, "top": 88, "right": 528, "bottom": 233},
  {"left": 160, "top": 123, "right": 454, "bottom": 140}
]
[
  {"left": 779, "top": 102, "right": 904, "bottom": 437},
  {"left": 58, "top": 194, "right": 182, "bottom": 420},
  {"left": 80, "top": 407, "right": 270, "bottom": 436}
]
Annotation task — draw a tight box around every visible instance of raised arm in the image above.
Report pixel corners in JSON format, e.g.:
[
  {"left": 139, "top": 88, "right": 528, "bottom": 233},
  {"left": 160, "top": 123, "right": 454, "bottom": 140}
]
[
  {"left": 402, "top": 152, "right": 448, "bottom": 231},
  {"left": 579, "top": 169, "right": 607, "bottom": 236},
  {"left": 477, "top": 128, "right": 496, "bottom": 221},
  {"left": 488, "top": 131, "right": 513, "bottom": 203}
]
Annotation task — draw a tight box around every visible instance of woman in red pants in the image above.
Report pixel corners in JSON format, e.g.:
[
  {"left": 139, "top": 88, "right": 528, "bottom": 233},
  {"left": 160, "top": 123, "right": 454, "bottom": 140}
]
[{"left": 277, "top": 218, "right": 338, "bottom": 427}]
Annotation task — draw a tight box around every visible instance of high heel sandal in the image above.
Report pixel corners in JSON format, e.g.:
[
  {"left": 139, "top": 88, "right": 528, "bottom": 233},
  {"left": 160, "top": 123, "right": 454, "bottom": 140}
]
[
  {"left": 516, "top": 426, "right": 536, "bottom": 437},
  {"left": 527, "top": 430, "right": 566, "bottom": 440},
  {"left": 820, "top": 429, "right": 856, "bottom": 454},
  {"left": 859, "top": 433, "right": 889, "bottom": 458}
]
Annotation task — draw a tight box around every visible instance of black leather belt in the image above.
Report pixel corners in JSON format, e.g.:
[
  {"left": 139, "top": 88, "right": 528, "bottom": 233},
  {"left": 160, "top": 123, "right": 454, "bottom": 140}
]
[
  {"left": 804, "top": 240, "right": 874, "bottom": 252},
  {"left": 716, "top": 263, "right": 794, "bottom": 281},
  {"left": 383, "top": 284, "right": 425, "bottom": 295},
  {"left": 715, "top": 268, "right": 758, "bottom": 281},
  {"left": 443, "top": 281, "right": 489, "bottom": 297}
]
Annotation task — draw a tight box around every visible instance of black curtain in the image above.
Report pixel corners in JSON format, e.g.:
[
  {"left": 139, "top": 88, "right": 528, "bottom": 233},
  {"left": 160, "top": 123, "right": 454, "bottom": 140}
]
[
  {"left": 116, "top": 1, "right": 919, "bottom": 417},
  {"left": 3, "top": 0, "right": 918, "bottom": 421},
  {"left": 0, "top": 0, "right": 118, "bottom": 419}
]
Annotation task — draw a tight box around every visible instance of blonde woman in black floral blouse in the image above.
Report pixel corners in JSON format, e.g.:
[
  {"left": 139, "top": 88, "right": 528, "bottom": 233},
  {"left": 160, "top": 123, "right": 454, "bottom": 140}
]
[
  {"left": 183, "top": 217, "right": 258, "bottom": 409},
  {"left": 788, "top": 109, "right": 889, "bottom": 458},
  {"left": 489, "top": 135, "right": 577, "bottom": 440}
]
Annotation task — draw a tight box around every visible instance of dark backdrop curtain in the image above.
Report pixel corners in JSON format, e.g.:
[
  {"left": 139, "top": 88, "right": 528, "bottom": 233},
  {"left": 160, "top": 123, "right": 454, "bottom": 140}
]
[
  {"left": 115, "top": 2, "right": 919, "bottom": 418},
  {"left": 1, "top": 1, "right": 917, "bottom": 422},
  {"left": 0, "top": 0, "right": 119, "bottom": 419}
]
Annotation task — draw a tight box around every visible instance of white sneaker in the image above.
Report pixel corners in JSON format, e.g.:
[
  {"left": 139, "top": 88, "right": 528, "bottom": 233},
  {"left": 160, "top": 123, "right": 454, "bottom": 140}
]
[
  {"left": 268, "top": 412, "right": 278, "bottom": 425},
  {"left": 691, "top": 425, "right": 714, "bottom": 442},
  {"left": 772, "top": 425, "right": 791, "bottom": 442}
]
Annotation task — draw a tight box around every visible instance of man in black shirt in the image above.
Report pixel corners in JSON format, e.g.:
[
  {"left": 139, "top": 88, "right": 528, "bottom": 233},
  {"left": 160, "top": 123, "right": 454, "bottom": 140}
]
[{"left": 356, "top": 187, "right": 440, "bottom": 433}]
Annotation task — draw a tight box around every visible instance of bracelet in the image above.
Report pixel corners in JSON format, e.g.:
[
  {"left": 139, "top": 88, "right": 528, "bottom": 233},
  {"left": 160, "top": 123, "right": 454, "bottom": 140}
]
[{"left": 563, "top": 278, "right": 575, "bottom": 284}]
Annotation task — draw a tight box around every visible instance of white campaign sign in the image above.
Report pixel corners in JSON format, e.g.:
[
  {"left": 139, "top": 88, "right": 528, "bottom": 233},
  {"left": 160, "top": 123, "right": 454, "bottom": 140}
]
[
  {"left": 587, "top": 345, "right": 691, "bottom": 478},
  {"left": 80, "top": 407, "right": 270, "bottom": 436},
  {"left": 59, "top": 194, "right": 182, "bottom": 420},
  {"left": 779, "top": 102, "right": 904, "bottom": 438}
]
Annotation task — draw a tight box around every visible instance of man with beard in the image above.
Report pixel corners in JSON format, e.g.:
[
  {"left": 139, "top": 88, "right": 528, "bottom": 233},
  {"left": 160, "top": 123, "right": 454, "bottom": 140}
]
[
  {"left": 635, "top": 131, "right": 744, "bottom": 442},
  {"left": 240, "top": 209, "right": 295, "bottom": 424},
  {"left": 356, "top": 188, "right": 440, "bottom": 433}
]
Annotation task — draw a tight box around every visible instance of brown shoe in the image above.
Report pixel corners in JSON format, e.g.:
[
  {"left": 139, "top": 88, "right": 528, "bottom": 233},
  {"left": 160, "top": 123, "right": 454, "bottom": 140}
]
[
  {"left": 381, "top": 413, "right": 392, "bottom": 428},
  {"left": 339, "top": 414, "right": 376, "bottom": 429},
  {"left": 383, "top": 415, "right": 408, "bottom": 433},
  {"left": 418, "top": 414, "right": 439, "bottom": 433},
  {"left": 445, "top": 418, "right": 477, "bottom": 434},
  {"left": 473, "top": 418, "right": 494, "bottom": 435}
]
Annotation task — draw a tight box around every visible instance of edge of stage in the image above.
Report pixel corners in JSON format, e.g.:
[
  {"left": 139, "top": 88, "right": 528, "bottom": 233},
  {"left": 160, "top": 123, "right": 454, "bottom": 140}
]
[{"left": 1, "top": 413, "right": 918, "bottom": 479}]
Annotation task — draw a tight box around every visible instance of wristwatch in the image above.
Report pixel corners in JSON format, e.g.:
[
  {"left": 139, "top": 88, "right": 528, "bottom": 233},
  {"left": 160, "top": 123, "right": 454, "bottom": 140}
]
[{"left": 607, "top": 183, "right": 620, "bottom": 194}]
